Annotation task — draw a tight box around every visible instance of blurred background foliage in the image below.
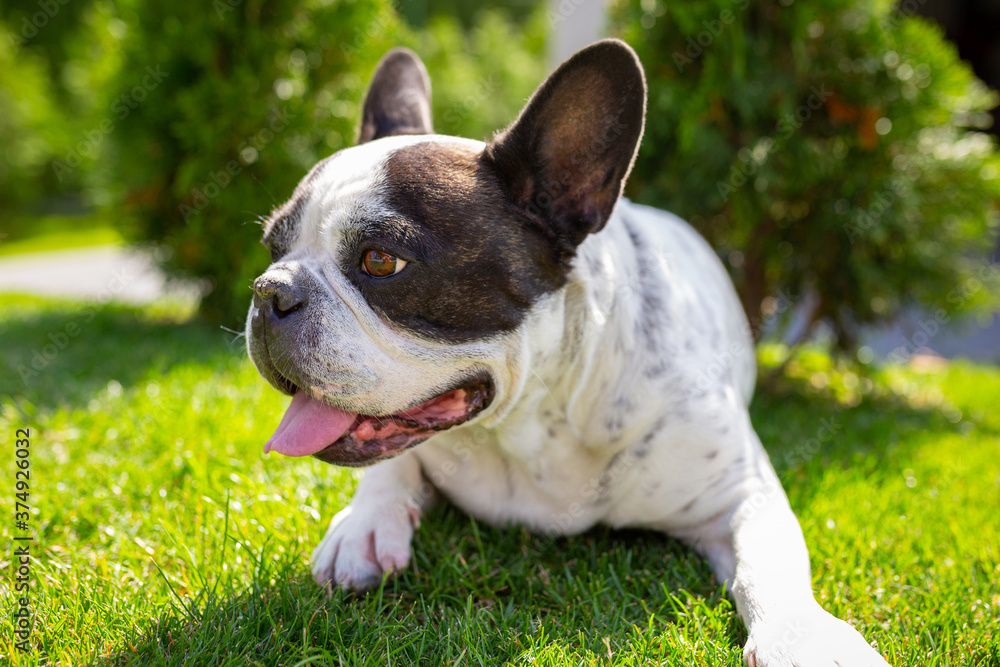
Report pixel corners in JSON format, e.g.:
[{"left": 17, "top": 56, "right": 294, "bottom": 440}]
[
  {"left": 0, "top": 0, "right": 545, "bottom": 325},
  {"left": 0, "top": 0, "right": 997, "bottom": 349},
  {"left": 613, "top": 0, "right": 1000, "bottom": 349}
]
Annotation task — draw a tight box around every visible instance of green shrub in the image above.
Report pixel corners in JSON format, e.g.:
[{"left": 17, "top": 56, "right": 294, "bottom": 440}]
[
  {"left": 0, "top": 1, "right": 120, "bottom": 230},
  {"left": 104, "top": 0, "right": 546, "bottom": 327},
  {"left": 0, "top": 22, "right": 68, "bottom": 218},
  {"left": 104, "top": 0, "right": 406, "bottom": 326},
  {"left": 612, "top": 0, "right": 1000, "bottom": 350},
  {"left": 418, "top": 8, "right": 547, "bottom": 142}
]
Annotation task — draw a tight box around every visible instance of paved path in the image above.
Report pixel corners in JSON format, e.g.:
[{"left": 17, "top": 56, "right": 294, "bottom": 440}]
[
  {"left": 0, "top": 245, "right": 199, "bottom": 304},
  {"left": 1, "top": 246, "right": 996, "bottom": 363},
  {"left": 860, "top": 309, "right": 1000, "bottom": 364}
]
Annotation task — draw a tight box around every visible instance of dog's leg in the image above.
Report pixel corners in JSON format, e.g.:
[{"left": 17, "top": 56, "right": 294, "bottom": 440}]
[
  {"left": 688, "top": 434, "right": 890, "bottom": 667},
  {"left": 311, "top": 451, "right": 435, "bottom": 591}
]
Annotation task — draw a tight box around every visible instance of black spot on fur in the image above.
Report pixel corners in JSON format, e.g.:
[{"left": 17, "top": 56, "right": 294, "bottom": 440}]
[
  {"left": 632, "top": 417, "right": 665, "bottom": 458},
  {"left": 644, "top": 360, "right": 668, "bottom": 379},
  {"left": 597, "top": 450, "right": 633, "bottom": 498},
  {"left": 614, "top": 395, "right": 634, "bottom": 414},
  {"left": 622, "top": 214, "right": 670, "bottom": 354}
]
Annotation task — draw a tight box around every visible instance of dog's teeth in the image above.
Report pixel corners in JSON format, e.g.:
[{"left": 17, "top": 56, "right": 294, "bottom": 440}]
[{"left": 309, "top": 385, "right": 324, "bottom": 399}]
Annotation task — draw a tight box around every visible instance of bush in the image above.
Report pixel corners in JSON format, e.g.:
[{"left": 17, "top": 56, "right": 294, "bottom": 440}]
[
  {"left": 104, "top": 0, "right": 406, "bottom": 326},
  {"left": 0, "top": 1, "right": 121, "bottom": 230},
  {"left": 0, "top": 23, "right": 68, "bottom": 217},
  {"left": 104, "top": 0, "right": 547, "bottom": 328},
  {"left": 418, "top": 8, "right": 547, "bottom": 142},
  {"left": 612, "top": 0, "right": 1000, "bottom": 350}
]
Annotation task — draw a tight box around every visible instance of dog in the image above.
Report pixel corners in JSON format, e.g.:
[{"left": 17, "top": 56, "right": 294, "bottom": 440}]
[{"left": 246, "top": 39, "right": 890, "bottom": 666}]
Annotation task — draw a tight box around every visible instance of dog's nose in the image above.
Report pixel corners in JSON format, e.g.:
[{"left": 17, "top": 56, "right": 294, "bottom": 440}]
[{"left": 253, "top": 275, "right": 307, "bottom": 319}]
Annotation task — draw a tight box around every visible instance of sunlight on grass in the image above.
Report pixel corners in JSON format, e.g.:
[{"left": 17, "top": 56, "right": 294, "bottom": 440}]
[
  {"left": 0, "top": 222, "right": 122, "bottom": 258},
  {"left": 0, "top": 296, "right": 997, "bottom": 665}
]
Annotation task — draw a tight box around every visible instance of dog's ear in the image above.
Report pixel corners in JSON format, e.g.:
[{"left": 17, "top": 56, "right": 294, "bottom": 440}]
[
  {"left": 484, "top": 39, "right": 646, "bottom": 246},
  {"left": 358, "top": 48, "right": 433, "bottom": 144}
]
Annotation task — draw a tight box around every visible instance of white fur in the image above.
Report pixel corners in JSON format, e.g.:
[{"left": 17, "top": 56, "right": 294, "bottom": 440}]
[{"left": 257, "top": 136, "right": 889, "bottom": 666}]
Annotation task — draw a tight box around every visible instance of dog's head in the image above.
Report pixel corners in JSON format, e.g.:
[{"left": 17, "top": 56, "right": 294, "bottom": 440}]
[{"left": 246, "top": 39, "right": 646, "bottom": 466}]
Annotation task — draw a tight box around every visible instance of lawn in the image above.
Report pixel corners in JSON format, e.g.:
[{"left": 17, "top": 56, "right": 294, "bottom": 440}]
[
  {"left": 0, "top": 216, "right": 122, "bottom": 258},
  {"left": 0, "top": 293, "right": 997, "bottom": 666}
]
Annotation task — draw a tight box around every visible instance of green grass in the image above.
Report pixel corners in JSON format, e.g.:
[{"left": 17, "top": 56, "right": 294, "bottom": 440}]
[
  {"left": 0, "top": 216, "right": 122, "bottom": 257},
  {"left": 0, "top": 293, "right": 997, "bottom": 666},
  {"left": 0, "top": 228, "right": 122, "bottom": 257}
]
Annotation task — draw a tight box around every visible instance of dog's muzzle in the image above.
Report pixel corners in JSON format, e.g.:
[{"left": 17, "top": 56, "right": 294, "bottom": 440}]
[{"left": 247, "top": 268, "right": 313, "bottom": 396}]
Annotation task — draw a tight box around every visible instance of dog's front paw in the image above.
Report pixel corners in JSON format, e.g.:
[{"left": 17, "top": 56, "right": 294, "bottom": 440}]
[
  {"left": 745, "top": 604, "right": 890, "bottom": 667},
  {"left": 310, "top": 501, "right": 419, "bottom": 592}
]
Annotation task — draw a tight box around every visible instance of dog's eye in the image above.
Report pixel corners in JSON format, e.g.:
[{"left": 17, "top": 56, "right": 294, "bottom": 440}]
[{"left": 362, "top": 249, "right": 407, "bottom": 277}]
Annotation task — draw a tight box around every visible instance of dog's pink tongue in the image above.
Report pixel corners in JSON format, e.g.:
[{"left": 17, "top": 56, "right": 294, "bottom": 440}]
[{"left": 264, "top": 392, "right": 356, "bottom": 457}]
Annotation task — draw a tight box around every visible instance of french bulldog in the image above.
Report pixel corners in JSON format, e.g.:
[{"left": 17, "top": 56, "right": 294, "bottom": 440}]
[{"left": 246, "top": 39, "right": 890, "bottom": 666}]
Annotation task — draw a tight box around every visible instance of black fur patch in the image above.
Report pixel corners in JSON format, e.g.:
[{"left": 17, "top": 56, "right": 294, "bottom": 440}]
[
  {"left": 341, "top": 142, "right": 569, "bottom": 342},
  {"left": 484, "top": 39, "right": 646, "bottom": 249},
  {"left": 633, "top": 417, "right": 666, "bottom": 458},
  {"left": 623, "top": 216, "right": 670, "bottom": 353},
  {"left": 358, "top": 48, "right": 433, "bottom": 144}
]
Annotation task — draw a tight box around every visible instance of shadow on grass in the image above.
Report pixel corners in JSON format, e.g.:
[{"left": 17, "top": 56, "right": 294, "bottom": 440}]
[
  {"left": 750, "top": 368, "right": 997, "bottom": 501},
  {"left": 0, "top": 296, "right": 242, "bottom": 413},
  {"left": 96, "top": 385, "right": 982, "bottom": 663},
  {"left": 9, "top": 296, "right": 987, "bottom": 662},
  {"left": 101, "top": 506, "right": 744, "bottom": 665}
]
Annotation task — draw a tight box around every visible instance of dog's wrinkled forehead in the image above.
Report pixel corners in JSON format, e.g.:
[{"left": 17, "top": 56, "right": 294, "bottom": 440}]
[
  {"left": 263, "top": 134, "right": 431, "bottom": 257},
  {"left": 261, "top": 135, "right": 564, "bottom": 343}
]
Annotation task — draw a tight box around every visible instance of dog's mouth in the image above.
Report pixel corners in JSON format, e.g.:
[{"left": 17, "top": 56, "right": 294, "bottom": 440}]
[{"left": 263, "top": 376, "right": 493, "bottom": 467}]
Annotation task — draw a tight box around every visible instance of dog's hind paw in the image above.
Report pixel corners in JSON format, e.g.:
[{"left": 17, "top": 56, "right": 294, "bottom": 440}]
[{"left": 310, "top": 501, "right": 418, "bottom": 592}]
